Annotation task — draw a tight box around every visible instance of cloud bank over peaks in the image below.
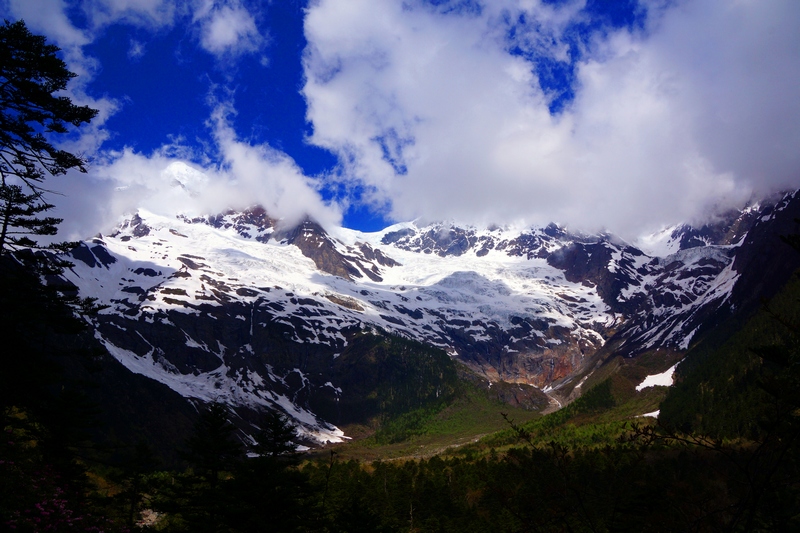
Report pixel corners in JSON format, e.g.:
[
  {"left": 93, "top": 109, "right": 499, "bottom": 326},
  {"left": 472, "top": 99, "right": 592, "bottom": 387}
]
[
  {"left": 53, "top": 100, "right": 342, "bottom": 241},
  {"left": 205, "top": 99, "right": 341, "bottom": 229},
  {"left": 6, "top": 0, "right": 799, "bottom": 243},
  {"left": 302, "top": 0, "right": 800, "bottom": 238},
  {"left": 3, "top": 0, "right": 298, "bottom": 238}
]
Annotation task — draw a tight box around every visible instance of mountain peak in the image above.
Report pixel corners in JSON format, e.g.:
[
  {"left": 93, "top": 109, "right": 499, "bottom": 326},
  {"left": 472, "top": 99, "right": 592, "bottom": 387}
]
[{"left": 59, "top": 192, "right": 800, "bottom": 443}]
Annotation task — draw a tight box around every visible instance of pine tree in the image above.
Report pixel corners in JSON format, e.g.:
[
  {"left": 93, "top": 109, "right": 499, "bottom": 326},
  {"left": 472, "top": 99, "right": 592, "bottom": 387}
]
[
  {"left": 0, "top": 20, "right": 101, "bottom": 413},
  {"left": 226, "top": 411, "right": 313, "bottom": 532},
  {"left": 253, "top": 409, "right": 299, "bottom": 459},
  {"left": 160, "top": 403, "right": 242, "bottom": 532},
  {"left": 0, "top": 20, "right": 119, "bottom": 531},
  {"left": 182, "top": 402, "right": 243, "bottom": 487},
  {"left": 0, "top": 19, "right": 97, "bottom": 257}
]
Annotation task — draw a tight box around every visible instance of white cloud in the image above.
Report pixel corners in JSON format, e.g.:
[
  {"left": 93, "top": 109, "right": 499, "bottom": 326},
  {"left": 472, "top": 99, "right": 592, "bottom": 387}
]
[
  {"left": 4, "top": 0, "right": 91, "bottom": 70},
  {"left": 81, "top": 0, "right": 179, "bottom": 30},
  {"left": 128, "top": 39, "right": 146, "bottom": 59},
  {"left": 2, "top": 0, "right": 315, "bottom": 241},
  {"left": 303, "top": 0, "right": 800, "bottom": 237},
  {"left": 52, "top": 99, "right": 341, "bottom": 241},
  {"left": 6, "top": 0, "right": 265, "bottom": 66},
  {"left": 2, "top": 0, "right": 120, "bottom": 161},
  {"left": 194, "top": 0, "right": 263, "bottom": 59},
  {"left": 205, "top": 98, "right": 341, "bottom": 229}
]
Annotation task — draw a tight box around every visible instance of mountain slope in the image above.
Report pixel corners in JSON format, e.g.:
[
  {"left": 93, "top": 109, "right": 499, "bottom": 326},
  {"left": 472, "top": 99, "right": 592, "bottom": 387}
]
[{"left": 60, "top": 191, "right": 800, "bottom": 443}]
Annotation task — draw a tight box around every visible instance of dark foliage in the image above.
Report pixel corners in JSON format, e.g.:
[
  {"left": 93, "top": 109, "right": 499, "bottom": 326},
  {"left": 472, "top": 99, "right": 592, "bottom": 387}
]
[
  {"left": 181, "top": 402, "right": 243, "bottom": 484},
  {"left": 103, "top": 441, "right": 161, "bottom": 529},
  {"left": 0, "top": 256, "right": 121, "bottom": 531},
  {"left": 661, "top": 228, "right": 800, "bottom": 440},
  {"left": 253, "top": 409, "right": 300, "bottom": 459},
  {"left": 225, "top": 413, "right": 313, "bottom": 532},
  {"left": 0, "top": 19, "right": 97, "bottom": 257},
  {"left": 318, "top": 331, "right": 460, "bottom": 428},
  {"left": 152, "top": 403, "right": 317, "bottom": 532}
]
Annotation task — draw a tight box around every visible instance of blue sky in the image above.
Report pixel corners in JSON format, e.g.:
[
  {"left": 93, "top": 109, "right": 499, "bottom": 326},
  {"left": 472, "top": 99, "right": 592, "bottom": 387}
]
[{"left": 2, "top": 0, "right": 800, "bottom": 239}]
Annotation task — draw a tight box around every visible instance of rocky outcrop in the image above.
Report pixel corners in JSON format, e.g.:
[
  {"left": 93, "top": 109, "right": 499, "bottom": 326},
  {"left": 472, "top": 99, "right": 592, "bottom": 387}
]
[{"left": 61, "top": 192, "right": 800, "bottom": 440}]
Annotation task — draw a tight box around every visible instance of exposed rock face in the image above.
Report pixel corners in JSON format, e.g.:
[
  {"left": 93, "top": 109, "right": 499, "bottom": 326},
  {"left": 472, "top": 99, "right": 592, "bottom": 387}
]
[
  {"left": 383, "top": 222, "right": 574, "bottom": 259},
  {"left": 547, "top": 241, "right": 646, "bottom": 314},
  {"left": 180, "top": 206, "right": 277, "bottom": 242},
  {"left": 728, "top": 194, "right": 800, "bottom": 313},
  {"left": 668, "top": 207, "right": 760, "bottom": 250},
  {"left": 276, "top": 220, "right": 398, "bottom": 282},
  {"left": 61, "top": 192, "right": 800, "bottom": 441}
]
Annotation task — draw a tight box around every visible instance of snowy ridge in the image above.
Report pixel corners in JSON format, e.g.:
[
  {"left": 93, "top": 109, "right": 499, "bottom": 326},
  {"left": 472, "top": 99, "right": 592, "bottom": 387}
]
[
  {"left": 97, "top": 331, "right": 346, "bottom": 444},
  {"left": 61, "top": 193, "right": 799, "bottom": 439}
]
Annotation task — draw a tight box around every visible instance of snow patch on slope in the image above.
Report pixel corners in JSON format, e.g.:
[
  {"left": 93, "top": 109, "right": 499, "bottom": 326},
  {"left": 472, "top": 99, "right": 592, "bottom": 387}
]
[{"left": 636, "top": 363, "right": 678, "bottom": 391}]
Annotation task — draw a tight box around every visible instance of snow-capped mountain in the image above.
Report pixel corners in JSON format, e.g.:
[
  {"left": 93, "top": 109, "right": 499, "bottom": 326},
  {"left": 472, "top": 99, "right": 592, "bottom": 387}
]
[{"left": 61, "top": 191, "right": 800, "bottom": 444}]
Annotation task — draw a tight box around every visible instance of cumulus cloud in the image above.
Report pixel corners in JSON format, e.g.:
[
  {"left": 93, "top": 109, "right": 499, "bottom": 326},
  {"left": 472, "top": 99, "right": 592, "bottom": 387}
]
[
  {"left": 193, "top": 0, "right": 264, "bottom": 59},
  {"left": 52, "top": 98, "right": 341, "bottom": 240},
  {"left": 303, "top": 0, "right": 800, "bottom": 237},
  {"left": 204, "top": 98, "right": 341, "bottom": 228},
  {"left": 6, "top": 0, "right": 799, "bottom": 242},
  {"left": 4, "top": 0, "right": 92, "bottom": 69},
  {"left": 2, "top": 0, "right": 120, "bottom": 160}
]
